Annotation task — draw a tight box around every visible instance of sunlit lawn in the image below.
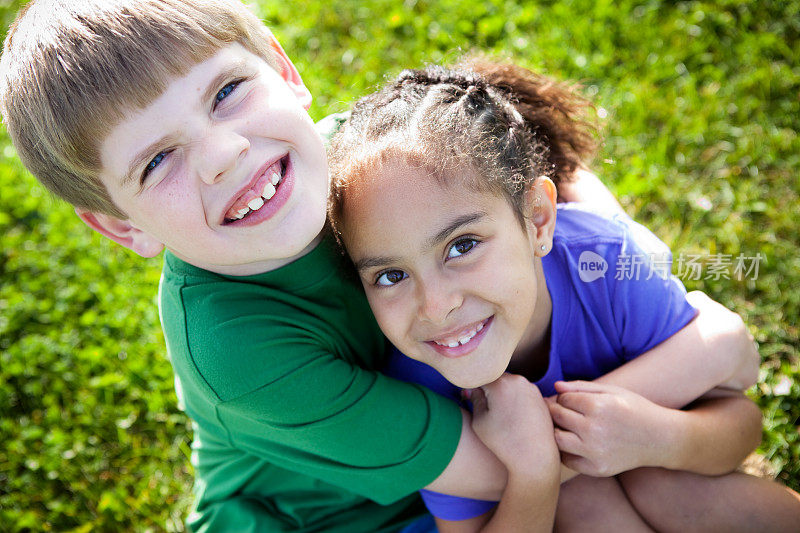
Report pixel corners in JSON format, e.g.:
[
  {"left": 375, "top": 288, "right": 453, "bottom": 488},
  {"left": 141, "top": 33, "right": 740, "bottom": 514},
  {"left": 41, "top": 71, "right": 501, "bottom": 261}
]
[{"left": 1, "top": 0, "right": 797, "bottom": 529}]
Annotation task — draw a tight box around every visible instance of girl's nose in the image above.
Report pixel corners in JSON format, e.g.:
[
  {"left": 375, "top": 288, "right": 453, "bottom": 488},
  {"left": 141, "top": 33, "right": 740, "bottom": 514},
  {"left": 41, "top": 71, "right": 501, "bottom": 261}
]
[
  {"left": 418, "top": 279, "right": 463, "bottom": 324},
  {"left": 197, "top": 126, "right": 250, "bottom": 185}
]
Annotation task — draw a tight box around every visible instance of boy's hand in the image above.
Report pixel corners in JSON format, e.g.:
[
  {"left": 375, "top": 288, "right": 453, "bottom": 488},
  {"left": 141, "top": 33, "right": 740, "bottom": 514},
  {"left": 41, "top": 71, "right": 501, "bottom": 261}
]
[
  {"left": 548, "top": 380, "right": 676, "bottom": 477},
  {"left": 467, "top": 374, "right": 559, "bottom": 478}
]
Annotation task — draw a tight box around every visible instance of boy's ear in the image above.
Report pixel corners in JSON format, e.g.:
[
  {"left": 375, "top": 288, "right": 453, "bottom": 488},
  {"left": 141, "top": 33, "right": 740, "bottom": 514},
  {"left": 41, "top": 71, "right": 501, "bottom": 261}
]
[
  {"left": 524, "top": 177, "right": 558, "bottom": 256},
  {"left": 76, "top": 208, "right": 165, "bottom": 258},
  {"left": 266, "top": 33, "right": 312, "bottom": 110}
]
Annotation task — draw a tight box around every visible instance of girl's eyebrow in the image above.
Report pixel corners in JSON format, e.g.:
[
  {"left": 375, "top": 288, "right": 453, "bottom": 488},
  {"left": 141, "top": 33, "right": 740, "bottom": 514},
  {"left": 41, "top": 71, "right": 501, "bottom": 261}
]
[
  {"left": 354, "top": 212, "right": 486, "bottom": 272},
  {"left": 426, "top": 212, "right": 486, "bottom": 248},
  {"left": 355, "top": 255, "right": 398, "bottom": 272}
]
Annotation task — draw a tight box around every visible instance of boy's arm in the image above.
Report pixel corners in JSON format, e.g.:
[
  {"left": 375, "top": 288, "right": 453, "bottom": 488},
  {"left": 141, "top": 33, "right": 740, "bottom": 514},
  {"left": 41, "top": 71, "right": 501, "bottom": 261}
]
[
  {"left": 433, "top": 375, "right": 560, "bottom": 533},
  {"left": 424, "top": 410, "right": 508, "bottom": 500},
  {"left": 557, "top": 168, "right": 626, "bottom": 214}
]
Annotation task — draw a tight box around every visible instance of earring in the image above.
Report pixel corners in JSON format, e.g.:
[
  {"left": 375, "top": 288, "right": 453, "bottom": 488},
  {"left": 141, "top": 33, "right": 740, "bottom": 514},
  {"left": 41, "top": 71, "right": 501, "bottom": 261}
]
[{"left": 540, "top": 244, "right": 547, "bottom": 252}]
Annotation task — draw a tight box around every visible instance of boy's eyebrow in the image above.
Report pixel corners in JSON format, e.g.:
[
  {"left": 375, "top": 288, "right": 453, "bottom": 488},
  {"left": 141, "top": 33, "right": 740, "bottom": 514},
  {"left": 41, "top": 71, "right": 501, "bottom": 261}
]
[
  {"left": 122, "top": 134, "right": 179, "bottom": 187},
  {"left": 199, "top": 59, "right": 249, "bottom": 106},
  {"left": 354, "top": 212, "right": 486, "bottom": 272},
  {"left": 121, "top": 60, "right": 251, "bottom": 187}
]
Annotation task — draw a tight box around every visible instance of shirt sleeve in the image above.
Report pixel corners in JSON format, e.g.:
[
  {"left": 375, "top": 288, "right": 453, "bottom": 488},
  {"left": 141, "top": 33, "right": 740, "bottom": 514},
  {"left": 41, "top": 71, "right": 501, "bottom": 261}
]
[
  {"left": 384, "top": 348, "right": 500, "bottom": 519},
  {"left": 609, "top": 216, "right": 698, "bottom": 360},
  {"left": 208, "top": 336, "right": 462, "bottom": 505}
]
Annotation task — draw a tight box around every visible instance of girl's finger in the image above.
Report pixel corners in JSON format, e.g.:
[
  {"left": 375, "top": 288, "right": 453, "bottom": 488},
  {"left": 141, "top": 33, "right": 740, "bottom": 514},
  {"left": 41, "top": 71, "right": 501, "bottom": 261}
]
[
  {"left": 548, "top": 401, "right": 585, "bottom": 432},
  {"left": 469, "top": 387, "right": 488, "bottom": 416},
  {"left": 554, "top": 380, "right": 617, "bottom": 394},
  {"left": 554, "top": 427, "right": 584, "bottom": 456},
  {"left": 555, "top": 391, "right": 594, "bottom": 415}
]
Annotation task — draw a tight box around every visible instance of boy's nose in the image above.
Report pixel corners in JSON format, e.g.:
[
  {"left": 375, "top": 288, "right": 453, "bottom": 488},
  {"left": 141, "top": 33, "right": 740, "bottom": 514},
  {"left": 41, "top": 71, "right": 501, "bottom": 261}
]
[
  {"left": 197, "top": 128, "right": 250, "bottom": 185},
  {"left": 417, "top": 279, "right": 463, "bottom": 324}
]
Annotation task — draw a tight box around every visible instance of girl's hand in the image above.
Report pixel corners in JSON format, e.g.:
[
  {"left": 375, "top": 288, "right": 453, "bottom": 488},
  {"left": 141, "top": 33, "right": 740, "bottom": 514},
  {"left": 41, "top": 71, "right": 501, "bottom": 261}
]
[
  {"left": 467, "top": 373, "right": 559, "bottom": 478},
  {"left": 548, "top": 380, "right": 677, "bottom": 477}
]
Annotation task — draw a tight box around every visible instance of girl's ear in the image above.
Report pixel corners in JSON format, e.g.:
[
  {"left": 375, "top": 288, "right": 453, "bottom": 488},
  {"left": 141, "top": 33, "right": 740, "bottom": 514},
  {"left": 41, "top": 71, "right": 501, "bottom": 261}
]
[
  {"left": 265, "top": 32, "right": 313, "bottom": 110},
  {"left": 524, "top": 177, "right": 557, "bottom": 256},
  {"left": 76, "top": 208, "right": 165, "bottom": 258}
]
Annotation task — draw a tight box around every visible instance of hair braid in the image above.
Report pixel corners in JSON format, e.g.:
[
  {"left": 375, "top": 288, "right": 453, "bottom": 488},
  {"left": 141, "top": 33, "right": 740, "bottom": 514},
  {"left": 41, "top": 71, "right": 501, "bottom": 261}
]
[{"left": 328, "top": 58, "right": 597, "bottom": 238}]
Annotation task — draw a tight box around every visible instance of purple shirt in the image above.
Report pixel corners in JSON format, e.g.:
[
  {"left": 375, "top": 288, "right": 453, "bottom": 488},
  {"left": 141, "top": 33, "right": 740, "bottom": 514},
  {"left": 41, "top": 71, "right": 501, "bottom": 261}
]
[{"left": 384, "top": 204, "right": 697, "bottom": 520}]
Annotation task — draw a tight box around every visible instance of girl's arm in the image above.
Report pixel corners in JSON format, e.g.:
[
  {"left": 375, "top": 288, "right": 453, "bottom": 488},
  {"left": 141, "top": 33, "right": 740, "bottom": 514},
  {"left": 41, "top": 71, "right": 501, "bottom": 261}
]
[
  {"left": 435, "top": 374, "right": 560, "bottom": 533},
  {"left": 594, "top": 290, "right": 759, "bottom": 408},
  {"left": 550, "top": 381, "right": 762, "bottom": 476},
  {"left": 549, "top": 291, "right": 760, "bottom": 478},
  {"left": 560, "top": 172, "right": 759, "bottom": 402}
]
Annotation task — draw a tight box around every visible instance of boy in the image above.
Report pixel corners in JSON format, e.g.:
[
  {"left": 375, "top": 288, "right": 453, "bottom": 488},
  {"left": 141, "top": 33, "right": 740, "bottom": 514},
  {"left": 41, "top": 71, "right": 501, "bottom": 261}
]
[
  {"left": 0, "top": 0, "right": 788, "bottom": 531},
  {"left": 0, "top": 2, "right": 549, "bottom": 530}
]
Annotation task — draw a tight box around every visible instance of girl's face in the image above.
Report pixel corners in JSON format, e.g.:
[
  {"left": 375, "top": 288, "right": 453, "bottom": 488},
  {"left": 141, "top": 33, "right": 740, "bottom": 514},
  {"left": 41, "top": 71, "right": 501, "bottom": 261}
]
[{"left": 341, "top": 158, "right": 557, "bottom": 388}]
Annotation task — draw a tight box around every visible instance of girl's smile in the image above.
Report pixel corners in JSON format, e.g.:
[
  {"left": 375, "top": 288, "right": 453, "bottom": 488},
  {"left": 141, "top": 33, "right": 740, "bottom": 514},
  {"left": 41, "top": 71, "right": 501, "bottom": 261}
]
[
  {"left": 341, "top": 157, "right": 557, "bottom": 389},
  {"left": 426, "top": 316, "right": 493, "bottom": 358}
]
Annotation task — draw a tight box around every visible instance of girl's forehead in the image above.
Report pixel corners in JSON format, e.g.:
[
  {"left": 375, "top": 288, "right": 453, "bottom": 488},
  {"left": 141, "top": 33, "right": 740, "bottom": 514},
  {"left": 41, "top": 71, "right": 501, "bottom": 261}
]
[{"left": 344, "top": 162, "right": 511, "bottom": 238}]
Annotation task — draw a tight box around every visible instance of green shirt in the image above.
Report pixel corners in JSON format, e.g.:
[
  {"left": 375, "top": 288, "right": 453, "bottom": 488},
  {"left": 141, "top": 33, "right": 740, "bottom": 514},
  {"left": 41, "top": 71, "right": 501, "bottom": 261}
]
[{"left": 159, "top": 235, "right": 462, "bottom": 532}]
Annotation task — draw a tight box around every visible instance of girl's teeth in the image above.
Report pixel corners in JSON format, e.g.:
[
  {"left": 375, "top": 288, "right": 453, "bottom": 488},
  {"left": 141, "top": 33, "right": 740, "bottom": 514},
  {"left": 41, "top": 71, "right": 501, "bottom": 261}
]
[
  {"left": 237, "top": 207, "right": 250, "bottom": 217},
  {"left": 248, "top": 197, "right": 264, "bottom": 211},
  {"left": 262, "top": 182, "right": 276, "bottom": 200},
  {"left": 435, "top": 323, "right": 486, "bottom": 347},
  {"left": 270, "top": 172, "right": 281, "bottom": 186}
]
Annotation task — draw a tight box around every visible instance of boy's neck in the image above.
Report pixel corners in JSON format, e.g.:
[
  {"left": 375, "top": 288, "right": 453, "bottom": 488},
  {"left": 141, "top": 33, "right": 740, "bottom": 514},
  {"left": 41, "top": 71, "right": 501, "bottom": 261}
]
[{"left": 171, "top": 231, "right": 325, "bottom": 276}]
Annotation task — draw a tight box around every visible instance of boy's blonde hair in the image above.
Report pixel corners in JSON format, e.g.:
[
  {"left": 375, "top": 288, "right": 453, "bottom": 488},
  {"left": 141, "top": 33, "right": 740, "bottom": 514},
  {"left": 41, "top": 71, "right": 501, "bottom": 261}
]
[{"left": 0, "top": 0, "right": 279, "bottom": 218}]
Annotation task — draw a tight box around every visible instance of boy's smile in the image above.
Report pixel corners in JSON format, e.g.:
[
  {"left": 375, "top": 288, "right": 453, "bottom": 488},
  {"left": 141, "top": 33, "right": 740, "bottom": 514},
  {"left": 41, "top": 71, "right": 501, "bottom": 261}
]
[
  {"left": 340, "top": 158, "right": 556, "bottom": 389},
  {"left": 91, "top": 42, "right": 328, "bottom": 275}
]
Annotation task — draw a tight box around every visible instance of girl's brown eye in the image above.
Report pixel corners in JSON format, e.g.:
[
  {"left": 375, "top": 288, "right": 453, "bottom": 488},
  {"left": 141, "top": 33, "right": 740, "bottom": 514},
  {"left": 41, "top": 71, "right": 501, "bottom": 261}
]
[
  {"left": 376, "top": 269, "right": 407, "bottom": 286},
  {"left": 447, "top": 238, "right": 478, "bottom": 259}
]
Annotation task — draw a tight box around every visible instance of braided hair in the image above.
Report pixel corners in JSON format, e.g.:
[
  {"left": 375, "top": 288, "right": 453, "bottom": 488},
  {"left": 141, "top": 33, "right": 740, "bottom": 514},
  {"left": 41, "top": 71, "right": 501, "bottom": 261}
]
[{"left": 328, "top": 59, "right": 597, "bottom": 237}]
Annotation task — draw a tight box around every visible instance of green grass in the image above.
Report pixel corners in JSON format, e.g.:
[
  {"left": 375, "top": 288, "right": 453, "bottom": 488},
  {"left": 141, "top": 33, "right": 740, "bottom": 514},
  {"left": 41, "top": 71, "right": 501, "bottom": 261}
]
[{"left": 1, "top": 0, "right": 798, "bottom": 529}]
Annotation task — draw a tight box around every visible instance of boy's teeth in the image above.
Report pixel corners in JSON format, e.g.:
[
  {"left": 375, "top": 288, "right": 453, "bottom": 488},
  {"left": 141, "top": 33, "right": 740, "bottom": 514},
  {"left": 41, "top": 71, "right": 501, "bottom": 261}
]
[
  {"left": 226, "top": 158, "right": 287, "bottom": 221},
  {"left": 262, "top": 182, "right": 276, "bottom": 200},
  {"left": 248, "top": 197, "right": 264, "bottom": 211}
]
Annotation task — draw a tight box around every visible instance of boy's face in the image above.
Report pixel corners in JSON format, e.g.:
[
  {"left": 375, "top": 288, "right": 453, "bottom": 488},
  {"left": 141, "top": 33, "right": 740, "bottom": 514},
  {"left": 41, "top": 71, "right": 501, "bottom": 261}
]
[
  {"left": 89, "top": 42, "right": 328, "bottom": 275},
  {"left": 340, "top": 159, "right": 556, "bottom": 389}
]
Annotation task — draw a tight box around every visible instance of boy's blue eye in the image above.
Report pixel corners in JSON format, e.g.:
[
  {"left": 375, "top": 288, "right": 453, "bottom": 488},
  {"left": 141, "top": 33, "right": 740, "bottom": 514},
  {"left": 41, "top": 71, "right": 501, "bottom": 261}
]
[
  {"left": 215, "top": 81, "right": 239, "bottom": 104},
  {"left": 376, "top": 270, "right": 408, "bottom": 287},
  {"left": 142, "top": 151, "right": 166, "bottom": 180},
  {"left": 446, "top": 238, "right": 478, "bottom": 259}
]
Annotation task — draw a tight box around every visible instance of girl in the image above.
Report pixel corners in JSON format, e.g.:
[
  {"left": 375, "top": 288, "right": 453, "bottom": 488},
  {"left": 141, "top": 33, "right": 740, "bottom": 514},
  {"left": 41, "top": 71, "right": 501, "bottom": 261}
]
[{"left": 328, "top": 60, "right": 800, "bottom": 531}]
